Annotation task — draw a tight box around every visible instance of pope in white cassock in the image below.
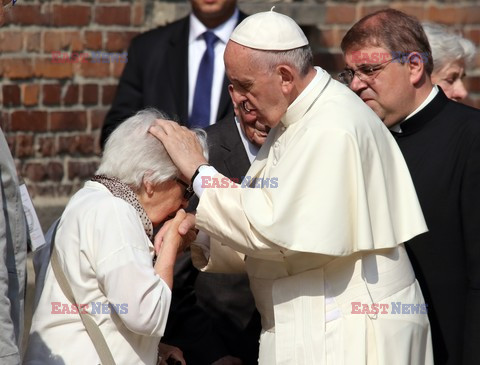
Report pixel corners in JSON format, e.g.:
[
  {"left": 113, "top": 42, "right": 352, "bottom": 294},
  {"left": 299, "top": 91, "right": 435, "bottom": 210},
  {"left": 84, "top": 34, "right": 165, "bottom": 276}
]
[{"left": 150, "top": 9, "right": 433, "bottom": 365}]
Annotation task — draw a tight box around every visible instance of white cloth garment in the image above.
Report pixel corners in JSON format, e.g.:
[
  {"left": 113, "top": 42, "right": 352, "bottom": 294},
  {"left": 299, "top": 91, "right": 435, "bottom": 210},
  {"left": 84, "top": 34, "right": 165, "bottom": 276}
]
[
  {"left": 191, "top": 69, "right": 433, "bottom": 364},
  {"left": 24, "top": 181, "right": 171, "bottom": 365}
]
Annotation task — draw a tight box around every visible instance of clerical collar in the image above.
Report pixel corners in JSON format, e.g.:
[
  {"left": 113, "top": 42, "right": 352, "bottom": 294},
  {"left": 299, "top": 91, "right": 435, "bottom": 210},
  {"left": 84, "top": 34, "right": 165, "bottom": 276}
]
[
  {"left": 391, "top": 88, "right": 450, "bottom": 136},
  {"left": 189, "top": 8, "right": 239, "bottom": 45},
  {"left": 390, "top": 85, "right": 439, "bottom": 133},
  {"left": 289, "top": 66, "right": 326, "bottom": 110}
]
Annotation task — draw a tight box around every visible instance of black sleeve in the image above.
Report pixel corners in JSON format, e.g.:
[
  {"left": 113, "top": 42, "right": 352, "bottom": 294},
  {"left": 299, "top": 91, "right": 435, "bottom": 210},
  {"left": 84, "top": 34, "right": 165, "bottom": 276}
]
[
  {"left": 162, "top": 252, "right": 230, "bottom": 365},
  {"left": 100, "top": 41, "right": 143, "bottom": 149},
  {"left": 462, "top": 132, "right": 480, "bottom": 364}
]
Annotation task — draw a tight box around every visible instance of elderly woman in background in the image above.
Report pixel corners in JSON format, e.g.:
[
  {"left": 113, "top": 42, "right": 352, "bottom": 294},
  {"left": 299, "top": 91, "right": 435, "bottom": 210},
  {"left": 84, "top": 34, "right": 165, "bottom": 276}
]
[
  {"left": 25, "top": 109, "right": 207, "bottom": 365},
  {"left": 423, "top": 22, "right": 476, "bottom": 101}
]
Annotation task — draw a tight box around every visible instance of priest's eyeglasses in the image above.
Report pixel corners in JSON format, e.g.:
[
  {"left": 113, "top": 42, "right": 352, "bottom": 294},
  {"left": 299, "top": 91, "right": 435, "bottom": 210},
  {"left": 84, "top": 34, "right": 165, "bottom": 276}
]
[
  {"left": 338, "top": 58, "right": 396, "bottom": 85},
  {"left": 175, "top": 178, "right": 194, "bottom": 200}
]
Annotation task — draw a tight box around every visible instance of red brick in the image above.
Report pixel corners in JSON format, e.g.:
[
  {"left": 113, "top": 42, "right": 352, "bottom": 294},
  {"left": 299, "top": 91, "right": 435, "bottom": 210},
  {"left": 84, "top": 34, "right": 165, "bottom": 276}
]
[
  {"left": 58, "top": 135, "right": 95, "bottom": 155},
  {"left": 426, "top": 6, "right": 460, "bottom": 25},
  {"left": 358, "top": 5, "right": 387, "bottom": 20},
  {"left": 390, "top": 4, "right": 426, "bottom": 21},
  {"left": 43, "top": 84, "right": 62, "bottom": 105},
  {"left": 68, "top": 161, "right": 99, "bottom": 180},
  {"left": 37, "top": 136, "right": 56, "bottom": 157},
  {"left": 105, "top": 31, "right": 138, "bottom": 52},
  {"left": 112, "top": 61, "right": 126, "bottom": 78},
  {"left": 102, "top": 84, "right": 117, "bottom": 105},
  {"left": 50, "top": 111, "right": 87, "bottom": 131},
  {"left": 52, "top": 5, "right": 91, "bottom": 26},
  {"left": 34, "top": 58, "right": 73, "bottom": 79},
  {"left": 79, "top": 62, "right": 109, "bottom": 78},
  {"left": 464, "top": 28, "right": 480, "bottom": 46},
  {"left": 15, "top": 134, "right": 34, "bottom": 158},
  {"left": 82, "top": 84, "right": 98, "bottom": 105},
  {"left": 22, "top": 84, "right": 39, "bottom": 106},
  {"left": 1, "top": 58, "right": 34, "bottom": 79},
  {"left": 4, "top": 5, "right": 49, "bottom": 26},
  {"left": 95, "top": 6, "right": 130, "bottom": 26},
  {"left": 132, "top": 4, "right": 144, "bottom": 26},
  {"left": 326, "top": 4, "right": 356, "bottom": 24},
  {"left": 91, "top": 108, "right": 107, "bottom": 130},
  {"left": 84, "top": 31, "right": 103, "bottom": 50},
  {"left": 46, "top": 162, "right": 64, "bottom": 181},
  {"left": 44, "top": 31, "right": 83, "bottom": 53},
  {"left": 0, "top": 31, "right": 23, "bottom": 52},
  {"left": 24, "top": 32, "right": 41, "bottom": 52},
  {"left": 2, "top": 84, "right": 21, "bottom": 106},
  {"left": 11, "top": 111, "right": 48, "bottom": 132},
  {"left": 64, "top": 84, "right": 79, "bottom": 105},
  {"left": 23, "top": 163, "right": 47, "bottom": 182},
  {"left": 463, "top": 6, "right": 480, "bottom": 24}
]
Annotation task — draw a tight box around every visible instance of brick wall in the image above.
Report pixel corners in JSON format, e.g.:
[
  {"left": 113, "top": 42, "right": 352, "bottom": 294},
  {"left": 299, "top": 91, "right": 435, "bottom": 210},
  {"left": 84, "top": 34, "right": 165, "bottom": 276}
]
[{"left": 1, "top": 0, "right": 479, "bottom": 229}]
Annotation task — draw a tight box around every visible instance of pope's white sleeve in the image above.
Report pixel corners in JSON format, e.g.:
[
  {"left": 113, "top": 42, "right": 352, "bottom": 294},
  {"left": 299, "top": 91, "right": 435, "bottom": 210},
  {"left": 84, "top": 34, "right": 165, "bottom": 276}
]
[{"left": 196, "top": 173, "right": 285, "bottom": 260}]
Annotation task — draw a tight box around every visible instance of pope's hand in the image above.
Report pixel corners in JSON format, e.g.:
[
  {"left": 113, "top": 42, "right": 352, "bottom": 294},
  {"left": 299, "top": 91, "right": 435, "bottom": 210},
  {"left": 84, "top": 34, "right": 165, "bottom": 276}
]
[{"left": 149, "top": 119, "right": 208, "bottom": 181}]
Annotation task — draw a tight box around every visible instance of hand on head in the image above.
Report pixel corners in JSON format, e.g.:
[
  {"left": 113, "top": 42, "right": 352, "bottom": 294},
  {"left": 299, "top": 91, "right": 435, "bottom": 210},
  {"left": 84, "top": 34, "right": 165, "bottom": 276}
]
[{"left": 149, "top": 119, "right": 208, "bottom": 181}]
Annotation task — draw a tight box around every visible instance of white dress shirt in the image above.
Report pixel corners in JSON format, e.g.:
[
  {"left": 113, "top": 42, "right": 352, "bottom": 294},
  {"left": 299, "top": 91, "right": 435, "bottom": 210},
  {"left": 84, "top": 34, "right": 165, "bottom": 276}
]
[{"left": 188, "top": 9, "right": 239, "bottom": 126}]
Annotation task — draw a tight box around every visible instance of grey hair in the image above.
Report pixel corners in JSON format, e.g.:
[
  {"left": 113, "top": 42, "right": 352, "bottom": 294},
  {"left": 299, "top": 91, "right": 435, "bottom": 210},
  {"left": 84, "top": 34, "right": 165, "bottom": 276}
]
[
  {"left": 422, "top": 22, "right": 476, "bottom": 71},
  {"left": 96, "top": 109, "right": 208, "bottom": 191},
  {"left": 249, "top": 45, "right": 313, "bottom": 77}
]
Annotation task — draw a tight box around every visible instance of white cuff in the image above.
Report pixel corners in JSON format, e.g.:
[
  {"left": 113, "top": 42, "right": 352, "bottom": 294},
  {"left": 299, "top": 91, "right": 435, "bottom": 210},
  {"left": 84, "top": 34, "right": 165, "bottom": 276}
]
[{"left": 192, "top": 165, "right": 218, "bottom": 198}]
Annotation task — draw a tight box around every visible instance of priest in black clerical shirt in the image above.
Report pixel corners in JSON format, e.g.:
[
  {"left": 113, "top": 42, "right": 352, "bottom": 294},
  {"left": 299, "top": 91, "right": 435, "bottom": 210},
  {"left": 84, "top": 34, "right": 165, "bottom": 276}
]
[{"left": 341, "top": 9, "right": 480, "bottom": 365}]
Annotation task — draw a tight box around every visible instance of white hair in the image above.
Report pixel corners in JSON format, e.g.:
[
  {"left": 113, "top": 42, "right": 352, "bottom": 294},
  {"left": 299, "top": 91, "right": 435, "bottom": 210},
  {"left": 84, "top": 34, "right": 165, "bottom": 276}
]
[
  {"left": 422, "top": 22, "right": 476, "bottom": 71},
  {"left": 249, "top": 45, "right": 313, "bottom": 77},
  {"left": 96, "top": 109, "right": 208, "bottom": 191}
]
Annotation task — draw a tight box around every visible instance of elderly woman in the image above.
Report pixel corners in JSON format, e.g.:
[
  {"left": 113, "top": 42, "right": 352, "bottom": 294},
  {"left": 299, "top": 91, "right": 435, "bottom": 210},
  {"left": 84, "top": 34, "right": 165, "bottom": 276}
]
[
  {"left": 422, "top": 22, "right": 476, "bottom": 101},
  {"left": 25, "top": 110, "right": 207, "bottom": 365}
]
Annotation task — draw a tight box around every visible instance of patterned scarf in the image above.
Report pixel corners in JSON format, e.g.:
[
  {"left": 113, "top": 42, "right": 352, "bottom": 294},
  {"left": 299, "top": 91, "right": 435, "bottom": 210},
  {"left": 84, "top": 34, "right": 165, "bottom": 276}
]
[{"left": 91, "top": 175, "right": 153, "bottom": 241}]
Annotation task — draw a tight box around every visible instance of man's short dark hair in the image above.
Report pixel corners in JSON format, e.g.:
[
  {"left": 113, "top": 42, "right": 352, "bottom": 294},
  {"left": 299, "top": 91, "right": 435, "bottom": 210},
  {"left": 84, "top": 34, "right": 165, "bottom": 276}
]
[{"left": 341, "top": 9, "right": 433, "bottom": 75}]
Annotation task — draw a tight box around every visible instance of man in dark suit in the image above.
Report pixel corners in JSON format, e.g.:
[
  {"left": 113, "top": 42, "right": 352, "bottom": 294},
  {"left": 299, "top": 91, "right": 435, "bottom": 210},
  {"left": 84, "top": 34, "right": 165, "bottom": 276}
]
[
  {"left": 101, "top": 0, "right": 247, "bottom": 148},
  {"left": 341, "top": 9, "right": 480, "bottom": 365},
  {"left": 163, "top": 94, "right": 268, "bottom": 365}
]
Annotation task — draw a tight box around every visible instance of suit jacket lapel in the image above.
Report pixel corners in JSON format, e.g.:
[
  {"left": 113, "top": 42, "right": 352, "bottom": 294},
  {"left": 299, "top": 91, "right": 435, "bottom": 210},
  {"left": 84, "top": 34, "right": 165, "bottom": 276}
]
[{"left": 167, "top": 17, "right": 190, "bottom": 123}]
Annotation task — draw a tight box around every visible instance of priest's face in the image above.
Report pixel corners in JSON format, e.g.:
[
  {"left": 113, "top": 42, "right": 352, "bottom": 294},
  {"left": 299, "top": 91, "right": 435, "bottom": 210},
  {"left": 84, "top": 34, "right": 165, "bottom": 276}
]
[
  {"left": 224, "top": 41, "right": 289, "bottom": 129},
  {"left": 343, "top": 46, "right": 414, "bottom": 128}
]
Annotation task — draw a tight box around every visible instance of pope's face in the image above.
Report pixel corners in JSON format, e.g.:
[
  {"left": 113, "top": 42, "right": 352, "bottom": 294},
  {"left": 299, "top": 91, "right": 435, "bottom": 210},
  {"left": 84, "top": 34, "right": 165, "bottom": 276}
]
[
  {"left": 343, "top": 46, "right": 414, "bottom": 128},
  {"left": 225, "top": 41, "right": 287, "bottom": 129},
  {"left": 431, "top": 59, "right": 467, "bottom": 101}
]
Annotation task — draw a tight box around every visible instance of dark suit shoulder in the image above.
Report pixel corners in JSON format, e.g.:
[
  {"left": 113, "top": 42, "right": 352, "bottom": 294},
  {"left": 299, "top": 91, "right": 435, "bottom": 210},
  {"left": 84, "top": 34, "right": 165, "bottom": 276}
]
[
  {"left": 129, "top": 16, "right": 189, "bottom": 52},
  {"left": 205, "top": 113, "right": 240, "bottom": 146}
]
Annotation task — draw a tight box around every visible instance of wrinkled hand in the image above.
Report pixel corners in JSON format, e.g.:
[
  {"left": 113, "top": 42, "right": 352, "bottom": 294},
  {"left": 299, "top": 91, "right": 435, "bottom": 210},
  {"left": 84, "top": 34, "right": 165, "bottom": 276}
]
[
  {"left": 157, "top": 342, "right": 185, "bottom": 365},
  {"left": 212, "top": 355, "right": 243, "bottom": 365},
  {"left": 155, "top": 212, "right": 197, "bottom": 255},
  {"left": 149, "top": 119, "right": 208, "bottom": 181}
]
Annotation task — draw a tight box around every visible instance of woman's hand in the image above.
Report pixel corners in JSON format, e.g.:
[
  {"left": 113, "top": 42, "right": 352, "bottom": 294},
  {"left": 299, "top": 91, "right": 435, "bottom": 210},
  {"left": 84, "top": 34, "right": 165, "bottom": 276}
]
[
  {"left": 155, "top": 212, "right": 197, "bottom": 255},
  {"left": 154, "top": 210, "right": 188, "bottom": 288},
  {"left": 157, "top": 342, "right": 185, "bottom": 365}
]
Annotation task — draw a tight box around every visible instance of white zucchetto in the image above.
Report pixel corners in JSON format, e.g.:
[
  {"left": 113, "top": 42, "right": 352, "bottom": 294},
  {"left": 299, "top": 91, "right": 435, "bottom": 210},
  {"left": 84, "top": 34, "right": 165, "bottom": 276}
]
[{"left": 230, "top": 8, "right": 309, "bottom": 51}]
